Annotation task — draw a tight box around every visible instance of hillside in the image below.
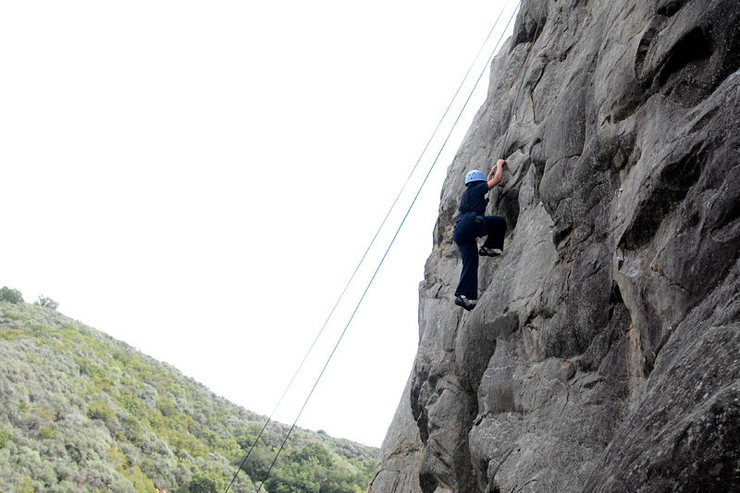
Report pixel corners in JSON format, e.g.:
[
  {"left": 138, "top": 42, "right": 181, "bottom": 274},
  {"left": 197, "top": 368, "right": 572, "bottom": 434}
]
[
  {"left": 371, "top": 0, "right": 739, "bottom": 491},
  {"left": 0, "top": 297, "right": 376, "bottom": 492}
]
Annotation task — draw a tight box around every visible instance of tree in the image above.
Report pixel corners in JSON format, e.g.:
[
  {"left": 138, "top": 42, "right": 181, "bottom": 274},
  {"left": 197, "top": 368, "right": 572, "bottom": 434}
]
[
  {"left": 189, "top": 469, "right": 226, "bottom": 493},
  {"left": 35, "top": 295, "right": 59, "bottom": 310},
  {"left": 0, "top": 286, "right": 24, "bottom": 304}
]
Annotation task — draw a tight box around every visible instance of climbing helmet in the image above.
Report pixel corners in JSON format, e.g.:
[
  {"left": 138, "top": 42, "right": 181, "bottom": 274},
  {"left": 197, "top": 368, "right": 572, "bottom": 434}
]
[{"left": 464, "top": 169, "right": 486, "bottom": 184}]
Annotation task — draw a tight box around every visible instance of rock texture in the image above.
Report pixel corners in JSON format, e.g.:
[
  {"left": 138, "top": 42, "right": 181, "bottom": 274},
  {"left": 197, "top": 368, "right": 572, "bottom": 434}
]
[{"left": 369, "top": 0, "right": 739, "bottom": 491}]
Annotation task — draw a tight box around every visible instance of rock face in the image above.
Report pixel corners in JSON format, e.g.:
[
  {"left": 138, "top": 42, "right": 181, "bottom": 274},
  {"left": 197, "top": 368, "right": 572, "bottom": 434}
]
[{"left": 369, "top": 0, "right": 739, "bottom": 491}]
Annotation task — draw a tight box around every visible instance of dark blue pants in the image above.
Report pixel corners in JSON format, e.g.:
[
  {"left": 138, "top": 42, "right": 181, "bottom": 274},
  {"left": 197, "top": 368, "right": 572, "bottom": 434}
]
[{"left": 453, "top": 213, "right": 506, "bottom": 299}]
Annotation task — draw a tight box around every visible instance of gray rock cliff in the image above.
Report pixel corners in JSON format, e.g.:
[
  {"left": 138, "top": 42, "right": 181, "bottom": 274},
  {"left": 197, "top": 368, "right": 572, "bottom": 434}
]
[{"left": 369, "top": 0, "right": 739, "bottom": 491}]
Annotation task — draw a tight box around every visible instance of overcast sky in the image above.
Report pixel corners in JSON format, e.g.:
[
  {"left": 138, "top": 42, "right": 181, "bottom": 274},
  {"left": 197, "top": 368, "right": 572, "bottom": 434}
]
[{"left": 1, "top": 0, "right": 516, "bottom": 447}]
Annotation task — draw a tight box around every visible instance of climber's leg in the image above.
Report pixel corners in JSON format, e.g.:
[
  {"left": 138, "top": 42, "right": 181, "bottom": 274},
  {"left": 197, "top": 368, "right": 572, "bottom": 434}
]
[
  {"left": 455, "top": 239, "right": 479, "bottom": 300},
  {"left": 479, "top": 216, "right": 507, "bottom": 255}
]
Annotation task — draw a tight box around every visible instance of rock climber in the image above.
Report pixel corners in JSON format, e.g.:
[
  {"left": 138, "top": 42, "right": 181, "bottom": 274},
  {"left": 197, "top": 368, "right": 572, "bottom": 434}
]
[{"left": 453, "top": 159, "right": 507, "bottom": 311}]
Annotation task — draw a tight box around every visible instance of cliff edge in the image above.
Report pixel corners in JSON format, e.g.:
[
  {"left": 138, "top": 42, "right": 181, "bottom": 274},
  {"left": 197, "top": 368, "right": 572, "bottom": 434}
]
[{"left": 370, "top": 0, "right": 739, "bottom": 491}]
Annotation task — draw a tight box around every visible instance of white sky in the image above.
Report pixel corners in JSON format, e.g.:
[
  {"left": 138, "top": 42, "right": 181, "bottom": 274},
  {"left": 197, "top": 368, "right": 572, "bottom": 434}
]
[{"left": 0, "top": 0, "right": 516, "bottom": 447}]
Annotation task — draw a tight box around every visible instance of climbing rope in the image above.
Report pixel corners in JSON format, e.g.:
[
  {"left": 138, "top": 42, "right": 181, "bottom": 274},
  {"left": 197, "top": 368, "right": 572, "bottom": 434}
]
[
  {"left": 223, "top": 3, "right": 518, "bottom": 492},
  {"left": 249, "top": 5, "right": 521, "bottom": 493}
]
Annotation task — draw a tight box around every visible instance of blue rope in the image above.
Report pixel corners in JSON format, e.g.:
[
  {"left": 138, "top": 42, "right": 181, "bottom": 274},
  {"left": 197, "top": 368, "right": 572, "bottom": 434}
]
[
  {"left": 252, "top": 5, "right": 520, "bottom": 492},
  {"left": 224, "top": 3, "right": 517, "bottom": 492}
]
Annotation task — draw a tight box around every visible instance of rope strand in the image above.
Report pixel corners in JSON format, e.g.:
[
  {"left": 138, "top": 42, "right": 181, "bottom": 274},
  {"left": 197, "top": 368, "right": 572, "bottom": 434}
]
[
  {"left": 252, "top": 5, "right": 520, "bottom": 492},
  {"left": 224, "top": 3, "right": 517, "bottom": 491}
]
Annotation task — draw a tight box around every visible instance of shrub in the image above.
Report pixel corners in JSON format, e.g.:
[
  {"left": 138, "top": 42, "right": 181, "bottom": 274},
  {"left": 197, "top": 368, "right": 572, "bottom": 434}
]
[
  {"left": 157, "top": 397, "right": 177, "bottom": 417},
  {"left": 19, "top": 477, "right": 34, "bottom": 493},
  {"left": 35, "top": 295, "right": 59, "bottom": 310},
  {"left": 39, "top": 426, "right": 55, "bottom": 440},
  {"left": 0, "top": 286, "right": 24, "bottom": 304},
  {"left": 0, "top": 425, "right": 9, "bottom": 448},
  {"left": 189, "top": 469, "right": 226, "bottom": 493},
  {"left": 88, "top": 400, "right": 114, "bottom": 421},
  {"left": 124, "top": 465, "right": 157, "bottom": 492},
  {"left": 3, "top": 311, "right": 26, "bottom": 321}
]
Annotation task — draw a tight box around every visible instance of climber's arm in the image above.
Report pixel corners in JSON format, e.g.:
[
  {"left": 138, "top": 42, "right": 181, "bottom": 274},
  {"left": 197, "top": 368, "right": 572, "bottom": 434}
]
[{"left": 487, "top": 159, "right": 506, "bottom": 189}]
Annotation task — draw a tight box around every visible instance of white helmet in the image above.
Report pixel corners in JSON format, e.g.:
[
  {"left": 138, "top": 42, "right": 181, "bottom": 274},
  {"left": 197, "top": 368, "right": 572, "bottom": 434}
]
[{"left": 464, "top": 170, "right": 486, "bottom": 184}]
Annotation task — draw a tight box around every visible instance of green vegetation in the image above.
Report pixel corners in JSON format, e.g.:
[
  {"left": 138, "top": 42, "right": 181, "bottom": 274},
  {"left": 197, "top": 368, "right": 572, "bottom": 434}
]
[
  {"left": 0, "top": 297, "right": 377, "bottom": 492},
  {"left": 0, "top": 286, "right": 24, "bottom": 304},
  {"left": 264, "top": 443, "right": 369, "bottom": 493},
  {"left": 190, "top": 468, "right": 227, "bottom": 493},
  {"left": 39, "top": 426, "right": 55, "bottom": 440},
  {"left": 87, "top": 399, "right": 114, "bottom": 421},
  {"left": 0, "top": 425, "right": 9, "bottom": 448},
  {"left": 34, "top": 295, "right": 59, "bottom": 310}
]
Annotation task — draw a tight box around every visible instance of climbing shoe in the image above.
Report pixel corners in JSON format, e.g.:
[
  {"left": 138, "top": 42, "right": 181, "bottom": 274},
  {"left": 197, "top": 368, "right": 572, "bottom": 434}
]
[
  {"left": 479, "top": 247, "right": 503, "bottom": 257},
  {"left": 454, "top": 295, "right": 477, "bottom": 311}
]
